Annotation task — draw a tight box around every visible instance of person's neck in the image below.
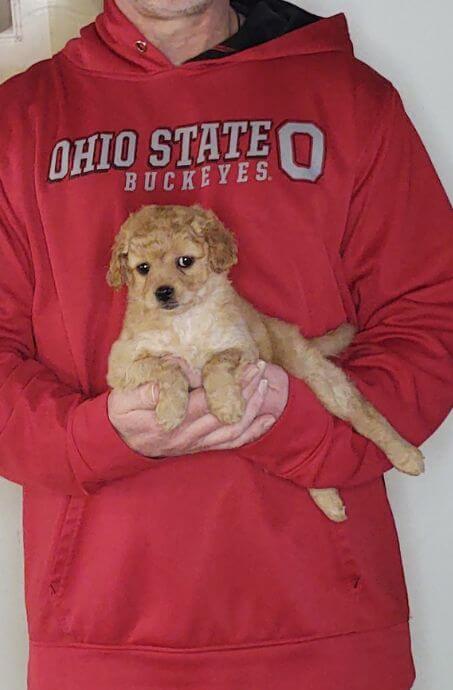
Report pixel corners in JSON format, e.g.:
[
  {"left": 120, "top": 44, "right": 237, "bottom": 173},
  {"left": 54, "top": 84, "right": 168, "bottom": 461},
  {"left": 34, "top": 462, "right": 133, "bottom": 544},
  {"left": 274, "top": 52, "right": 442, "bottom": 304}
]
[{"left": 114, "top": 1, "right": 241, "bottom": 65}]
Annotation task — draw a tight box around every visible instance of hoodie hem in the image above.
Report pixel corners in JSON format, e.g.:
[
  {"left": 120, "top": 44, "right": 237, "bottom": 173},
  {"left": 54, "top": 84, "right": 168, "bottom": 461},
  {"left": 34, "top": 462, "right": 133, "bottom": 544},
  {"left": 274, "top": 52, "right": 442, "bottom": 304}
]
[{"left": 28, "top": 622, "right": 415, "bottom": 690}]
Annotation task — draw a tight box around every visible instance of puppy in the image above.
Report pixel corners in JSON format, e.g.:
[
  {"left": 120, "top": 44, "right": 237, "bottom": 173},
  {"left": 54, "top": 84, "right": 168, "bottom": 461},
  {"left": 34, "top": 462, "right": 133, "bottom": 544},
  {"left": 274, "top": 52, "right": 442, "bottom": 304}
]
[{"left": 107, "top": 204, "right": 425, "bottom": 522}]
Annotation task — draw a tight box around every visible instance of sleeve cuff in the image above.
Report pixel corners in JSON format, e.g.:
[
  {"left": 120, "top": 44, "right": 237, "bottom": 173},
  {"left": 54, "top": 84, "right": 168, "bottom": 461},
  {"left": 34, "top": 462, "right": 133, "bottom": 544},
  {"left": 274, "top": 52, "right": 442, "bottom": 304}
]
[
  {"left": 236, "top": 374, "right": 334, "bottom": 486},
  {"left": 68, "top": 391, "right": 153, "bottom": 493}
]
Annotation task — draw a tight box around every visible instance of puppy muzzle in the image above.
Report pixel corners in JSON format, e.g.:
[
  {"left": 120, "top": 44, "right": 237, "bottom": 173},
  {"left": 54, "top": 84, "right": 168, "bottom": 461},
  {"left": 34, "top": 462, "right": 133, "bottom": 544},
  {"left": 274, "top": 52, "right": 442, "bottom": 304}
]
[{"left": 155, "top": 285, "right": 178, "bottom": 310}]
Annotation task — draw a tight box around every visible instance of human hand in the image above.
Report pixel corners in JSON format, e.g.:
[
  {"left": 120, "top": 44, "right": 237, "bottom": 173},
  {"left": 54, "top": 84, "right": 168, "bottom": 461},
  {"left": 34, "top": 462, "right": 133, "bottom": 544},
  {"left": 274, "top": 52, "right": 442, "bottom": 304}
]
[
  {"left": 197, "top": 361, "right": 290, "bottom": 451},
  {"left": 107, "top": 361, "right": 287, "bottom": 458}
]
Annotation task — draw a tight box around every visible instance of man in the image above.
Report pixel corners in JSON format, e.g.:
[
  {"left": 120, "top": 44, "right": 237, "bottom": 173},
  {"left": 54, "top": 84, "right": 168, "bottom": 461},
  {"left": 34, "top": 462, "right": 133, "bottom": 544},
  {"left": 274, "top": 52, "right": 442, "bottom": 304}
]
[{"left": 0, "top": 1, "right": 451, "bottom": 689}]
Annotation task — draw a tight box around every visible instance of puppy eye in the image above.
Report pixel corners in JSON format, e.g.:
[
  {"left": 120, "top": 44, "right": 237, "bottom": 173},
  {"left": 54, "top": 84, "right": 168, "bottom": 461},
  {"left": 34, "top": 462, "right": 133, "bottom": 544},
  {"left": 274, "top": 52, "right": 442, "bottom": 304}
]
[
  {"left": 177, "top": 256, "right": 194, "bottom": 269},
  {"left": 136, "top": 263, "right": 150, "bottom": 275}
]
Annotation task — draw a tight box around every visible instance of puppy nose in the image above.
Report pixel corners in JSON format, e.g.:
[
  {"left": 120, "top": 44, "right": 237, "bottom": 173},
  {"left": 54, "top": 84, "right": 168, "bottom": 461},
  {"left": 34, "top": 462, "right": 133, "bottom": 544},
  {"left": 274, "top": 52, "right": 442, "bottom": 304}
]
[{"left": 155, "top": 285, "right": 175, "bottom": 302}]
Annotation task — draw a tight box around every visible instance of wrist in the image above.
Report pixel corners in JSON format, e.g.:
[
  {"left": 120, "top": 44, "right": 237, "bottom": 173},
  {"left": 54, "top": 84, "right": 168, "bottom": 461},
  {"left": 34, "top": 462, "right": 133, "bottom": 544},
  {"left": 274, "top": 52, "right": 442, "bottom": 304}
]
[
  {"left": 235, "top": 374, "right": 332, "bottom": 483},
  {"left": 68, "top": 391, "right": 153, "bottom": 493}
]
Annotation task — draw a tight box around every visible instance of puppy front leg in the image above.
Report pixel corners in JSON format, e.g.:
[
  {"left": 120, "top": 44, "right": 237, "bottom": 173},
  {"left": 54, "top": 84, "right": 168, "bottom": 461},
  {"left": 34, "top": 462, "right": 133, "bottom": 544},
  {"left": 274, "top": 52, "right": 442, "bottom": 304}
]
[
  {"left": 127, "top": 356, "right": 189, "bottom": 431},
  {"left": 153, "top": 359, "right": 190, "bottom": 431},
  {"left": 108, "top": 342, "right": 189, "bottom": 431},
  {"left": 203, "top": 349, "right": 247, "bottom": 424}
]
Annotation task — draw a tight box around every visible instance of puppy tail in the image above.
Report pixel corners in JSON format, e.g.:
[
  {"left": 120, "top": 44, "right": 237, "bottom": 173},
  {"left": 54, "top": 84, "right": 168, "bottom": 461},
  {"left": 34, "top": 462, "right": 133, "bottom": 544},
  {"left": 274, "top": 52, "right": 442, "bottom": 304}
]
[{"left": 308, "top": 323, "right": 356, "bottom": 357}]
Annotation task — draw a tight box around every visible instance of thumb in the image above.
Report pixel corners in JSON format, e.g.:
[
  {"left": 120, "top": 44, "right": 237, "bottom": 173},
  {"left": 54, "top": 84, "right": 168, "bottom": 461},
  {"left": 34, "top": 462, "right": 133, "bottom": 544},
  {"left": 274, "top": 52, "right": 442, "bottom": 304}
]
[{"left": 113, "top": 382, "right": 159, "bottom": 413}]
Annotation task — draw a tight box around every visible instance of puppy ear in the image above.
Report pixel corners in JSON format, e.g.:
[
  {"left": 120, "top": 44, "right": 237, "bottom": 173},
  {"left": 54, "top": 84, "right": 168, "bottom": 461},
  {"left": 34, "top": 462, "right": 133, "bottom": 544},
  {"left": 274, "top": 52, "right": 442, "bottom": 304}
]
[
  {"left": 206, "top": 223, "right": 238, "bottom": 273},
  {"left": 107, "top": 223, "right": 130, "bottom": 289},
  {"left": 191, "top": 207, "right": 238, "bottom": 274}
]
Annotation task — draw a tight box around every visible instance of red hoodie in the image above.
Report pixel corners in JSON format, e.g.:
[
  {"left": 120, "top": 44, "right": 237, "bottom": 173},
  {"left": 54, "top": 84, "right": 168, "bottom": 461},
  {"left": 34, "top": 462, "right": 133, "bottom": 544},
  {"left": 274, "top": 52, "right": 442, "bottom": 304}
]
[{"left": 0, "top": 2, "right": 452, "bottom": 689}]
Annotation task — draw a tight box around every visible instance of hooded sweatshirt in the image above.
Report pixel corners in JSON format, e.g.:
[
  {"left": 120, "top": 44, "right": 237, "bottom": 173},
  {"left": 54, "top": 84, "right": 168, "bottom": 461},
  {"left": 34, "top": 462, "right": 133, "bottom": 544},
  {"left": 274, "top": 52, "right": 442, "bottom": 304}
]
[{"left": 0, "top": 1, "right": 452, "bottom": 689}]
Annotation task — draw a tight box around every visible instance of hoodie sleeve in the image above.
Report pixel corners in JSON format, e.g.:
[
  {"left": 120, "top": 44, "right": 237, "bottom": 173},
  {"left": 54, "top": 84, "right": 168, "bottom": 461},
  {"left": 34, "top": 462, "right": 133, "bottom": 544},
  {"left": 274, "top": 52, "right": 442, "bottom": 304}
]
[
  {"left": 237, "top": 86, "right": 453, "bottom": 489},
  {"left": 0, "top": 181, "right": 153, "bottom": 496}
]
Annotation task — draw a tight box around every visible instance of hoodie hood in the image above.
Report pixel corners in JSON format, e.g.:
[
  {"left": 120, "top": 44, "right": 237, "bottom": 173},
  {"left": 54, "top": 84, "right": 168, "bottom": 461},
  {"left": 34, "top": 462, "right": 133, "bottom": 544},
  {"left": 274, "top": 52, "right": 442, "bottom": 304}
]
[{"left": 61, "top": 0, "right": 353, "bottom": 77}]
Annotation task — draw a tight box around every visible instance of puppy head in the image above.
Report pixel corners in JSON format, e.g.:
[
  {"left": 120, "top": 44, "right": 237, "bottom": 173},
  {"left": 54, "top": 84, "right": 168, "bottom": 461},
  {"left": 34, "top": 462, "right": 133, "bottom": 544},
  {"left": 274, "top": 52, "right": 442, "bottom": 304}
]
[{"left": 107, "top": 204, "right": 237, "bottom": 313}]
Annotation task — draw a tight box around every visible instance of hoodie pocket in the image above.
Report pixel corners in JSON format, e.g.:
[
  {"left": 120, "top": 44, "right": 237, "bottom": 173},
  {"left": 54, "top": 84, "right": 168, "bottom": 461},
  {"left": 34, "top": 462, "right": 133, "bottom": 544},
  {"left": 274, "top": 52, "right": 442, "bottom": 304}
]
[
  {"left": 48, "top": 495, "right": 87, "bottom": 632},
  {"left": 47, "top": 460, "right": 365, "bottom": 649}
]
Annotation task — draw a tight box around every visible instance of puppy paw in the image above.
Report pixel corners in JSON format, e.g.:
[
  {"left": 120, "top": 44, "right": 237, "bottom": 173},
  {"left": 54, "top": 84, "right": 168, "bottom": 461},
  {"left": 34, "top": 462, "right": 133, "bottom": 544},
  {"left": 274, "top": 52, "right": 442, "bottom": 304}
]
[
  {"left": 156, "top": 391, "right": 188, "bottom": 431},
  {"left": 309, "top": 488, "right": 348, "bottom": 523},
  {"left": 391, "top": 445, "right": 425, "bottom": 476},
  {"left": 207, "top": 384, "right": 245, "bottom": 425}
]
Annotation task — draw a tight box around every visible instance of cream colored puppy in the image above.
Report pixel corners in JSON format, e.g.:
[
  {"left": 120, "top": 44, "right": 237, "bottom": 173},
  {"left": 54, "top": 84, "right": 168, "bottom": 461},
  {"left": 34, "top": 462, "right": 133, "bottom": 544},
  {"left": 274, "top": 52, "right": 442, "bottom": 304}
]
[{"left": 107, "top": 204, "right": 424, "bottom": 521}]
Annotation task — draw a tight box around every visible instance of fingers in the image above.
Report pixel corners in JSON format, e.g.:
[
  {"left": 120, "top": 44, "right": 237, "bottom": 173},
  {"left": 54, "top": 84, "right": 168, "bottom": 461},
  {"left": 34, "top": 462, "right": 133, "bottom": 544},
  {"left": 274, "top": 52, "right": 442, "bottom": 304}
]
[
  {"left": 183, "top": 364, "right": 265, "bottom": 426},
  {"left": 206, "top": 414, "right": 276, "bottom": 450},
  {"left": 110, "top": 359, "right": 273, "bottom": 459},
  {"left": 111, "top": 360, "right": 267, "bottom": 419},
  {"left": 171, "top": 379, "right": 258, "bottom": 451},
  {"left": 240, "top": 359, "right": 266, "bottom": 385},
  {"left": 191, "top": 378, "right": 270, "bottom": 450},
  {"left": 109, "top": 382, "right": 159, "bottom": 414},
  {"left": 258, "top": 368, "right": 288, "bottom": 418},
  {"left": 183, "top": 387, "right": 210, "bottom": 423}
]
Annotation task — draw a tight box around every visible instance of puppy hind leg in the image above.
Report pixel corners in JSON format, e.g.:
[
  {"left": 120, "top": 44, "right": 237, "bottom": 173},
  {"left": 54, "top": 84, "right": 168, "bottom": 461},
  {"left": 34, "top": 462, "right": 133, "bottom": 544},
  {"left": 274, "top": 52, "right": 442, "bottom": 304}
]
[
  {"left": 309, "top": 488, "right": 347, "bottom": 522},
  {"left": 263, "top": 316, "right": 425, "bottom": 476},
  {"left": 294, "top": 348, "right": 425, "bottom": 477},
  {"left": 344, "top": 395, "right": 425, "bottom": 476}
]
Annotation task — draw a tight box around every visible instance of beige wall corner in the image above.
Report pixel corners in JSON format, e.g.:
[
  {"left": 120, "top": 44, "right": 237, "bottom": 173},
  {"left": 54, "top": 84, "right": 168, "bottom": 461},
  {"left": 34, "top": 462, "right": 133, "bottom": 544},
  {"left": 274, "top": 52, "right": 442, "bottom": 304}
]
[
  {"left": 0, "top": 0, "right": 102, "bottom": 83},
  {"left": 47, "top": 0, "right": 103, "bottom": 55}
]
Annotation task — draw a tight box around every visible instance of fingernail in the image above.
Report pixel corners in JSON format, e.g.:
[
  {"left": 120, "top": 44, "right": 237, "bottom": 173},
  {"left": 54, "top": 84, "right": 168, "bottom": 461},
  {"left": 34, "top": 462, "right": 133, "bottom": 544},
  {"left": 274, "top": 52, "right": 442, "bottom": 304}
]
[
  {"left": 257, "top": 360, "right": 266, "bottom": 372},
  {"left": 150, "top": 383, "right": 159, "bottom": 404},
  {"left": 258, "top": 379, "right": 268, "bottom": 394},
  {"left": 243, "top": 365, "right": 259, "bottom": 382}
]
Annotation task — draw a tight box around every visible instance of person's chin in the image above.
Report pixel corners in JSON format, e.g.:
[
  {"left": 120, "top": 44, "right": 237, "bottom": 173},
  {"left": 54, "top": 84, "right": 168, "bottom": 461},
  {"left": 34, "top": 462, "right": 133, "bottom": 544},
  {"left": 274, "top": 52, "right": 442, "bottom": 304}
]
[{"left": 135, "top": 0, "right": 211, "bottom": 20}]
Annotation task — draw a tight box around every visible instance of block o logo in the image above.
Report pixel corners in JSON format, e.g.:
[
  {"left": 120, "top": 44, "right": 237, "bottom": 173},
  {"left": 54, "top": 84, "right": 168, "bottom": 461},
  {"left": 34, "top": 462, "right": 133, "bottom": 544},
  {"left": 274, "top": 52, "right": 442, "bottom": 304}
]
[{"left": 277, "top": 122, "right": 325, "bottom": 182}]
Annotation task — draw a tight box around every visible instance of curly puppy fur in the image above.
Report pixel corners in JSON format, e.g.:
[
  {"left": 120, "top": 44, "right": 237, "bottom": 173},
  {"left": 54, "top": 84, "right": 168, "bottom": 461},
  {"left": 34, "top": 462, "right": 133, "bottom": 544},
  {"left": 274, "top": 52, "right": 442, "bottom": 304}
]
[{"left": 107, "top": 204, "right": 425, "bottom": 522}]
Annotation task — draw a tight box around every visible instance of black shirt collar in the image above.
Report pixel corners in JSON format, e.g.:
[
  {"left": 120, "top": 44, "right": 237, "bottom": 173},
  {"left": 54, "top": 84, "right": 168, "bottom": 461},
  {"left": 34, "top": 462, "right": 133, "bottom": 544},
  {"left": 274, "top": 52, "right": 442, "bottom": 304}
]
[{"left": 186, "top": 0, "right": 321, "bottom": 62}]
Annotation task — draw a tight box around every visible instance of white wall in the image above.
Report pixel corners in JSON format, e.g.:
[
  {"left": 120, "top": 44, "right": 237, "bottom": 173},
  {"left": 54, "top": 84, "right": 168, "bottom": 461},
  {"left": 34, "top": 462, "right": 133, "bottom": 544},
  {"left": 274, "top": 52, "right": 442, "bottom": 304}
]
[
  {"left": 0, "top": 0, "right": 51, "bottom": 80},
  {"left": 0, "top": 0, "right": 102, "bottom": 81},
  {"left": 0, "top": 1, "right": 452, "bottom": 689}
]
